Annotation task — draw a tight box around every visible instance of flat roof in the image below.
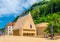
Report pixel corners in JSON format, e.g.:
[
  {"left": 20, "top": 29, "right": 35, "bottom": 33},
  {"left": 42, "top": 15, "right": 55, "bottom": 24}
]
[{"left": 35, "top": 22, "right": 48, "bottom": 28}]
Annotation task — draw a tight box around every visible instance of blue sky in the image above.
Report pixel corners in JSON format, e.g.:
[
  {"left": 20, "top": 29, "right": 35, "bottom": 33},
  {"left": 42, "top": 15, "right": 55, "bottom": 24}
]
[{"left": 0, "top": 0, "right": 41, "bottom": 28}]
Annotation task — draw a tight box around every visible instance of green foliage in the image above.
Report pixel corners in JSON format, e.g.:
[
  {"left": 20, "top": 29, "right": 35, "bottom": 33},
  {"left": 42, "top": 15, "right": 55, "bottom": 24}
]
[
  {"left": 13, "top": 0, "right": 60, "bottom": 34},
  {"left": 44, "top": 13, "right": 60, "bottom": 34},
  {"left": 0, "top": 28, "right": 5, "bottom": 33}
]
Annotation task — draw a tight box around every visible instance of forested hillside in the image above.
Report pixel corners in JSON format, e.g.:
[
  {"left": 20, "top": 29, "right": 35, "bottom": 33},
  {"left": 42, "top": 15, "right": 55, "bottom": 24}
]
[
  {"left": 13, "top": 0, "right": 60, "bottom": 34},
  {"left": 14, "top": 0, "right": 60, "bottom": 23}
]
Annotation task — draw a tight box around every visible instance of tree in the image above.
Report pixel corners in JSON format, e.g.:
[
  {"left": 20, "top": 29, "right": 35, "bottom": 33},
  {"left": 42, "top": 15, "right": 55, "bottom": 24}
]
[{"left": 44, "top": 13, "right": 60, "bottom": 35}]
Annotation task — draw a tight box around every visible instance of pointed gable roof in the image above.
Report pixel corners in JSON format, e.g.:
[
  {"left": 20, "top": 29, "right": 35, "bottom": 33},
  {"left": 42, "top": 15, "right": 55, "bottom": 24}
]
[{"left": 13, "top": 13, "right": 32, "bottom": 30}]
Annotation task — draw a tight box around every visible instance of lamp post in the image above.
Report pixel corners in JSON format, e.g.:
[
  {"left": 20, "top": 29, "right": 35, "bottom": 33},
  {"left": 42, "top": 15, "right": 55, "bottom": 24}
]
[
  {"left": 50, "top": 0, "right": 54, "bottom": 40},
  {"left": 50, "top": 23, "right": 54, "bottom": 40}
]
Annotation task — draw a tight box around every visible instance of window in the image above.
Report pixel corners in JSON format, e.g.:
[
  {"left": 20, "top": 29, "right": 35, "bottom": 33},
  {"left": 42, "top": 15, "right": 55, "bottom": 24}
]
[
  {"left": 30, "top": 24, "right": 32, "bottom": 28},
  {"left": 8, "top": 26, "right": 12, "bottom": 31}
]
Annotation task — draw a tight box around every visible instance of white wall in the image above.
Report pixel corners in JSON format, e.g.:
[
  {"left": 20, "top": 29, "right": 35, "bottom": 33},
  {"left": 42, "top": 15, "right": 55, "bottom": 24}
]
[{"left": 8, "top": 26, "right": 12, "bottom": 35}]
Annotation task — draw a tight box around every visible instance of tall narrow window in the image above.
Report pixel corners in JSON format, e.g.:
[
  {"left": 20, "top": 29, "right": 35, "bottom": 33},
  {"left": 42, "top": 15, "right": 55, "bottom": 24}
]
[{"left": 30, "top": 24, "right": 32, "bottom": 28}]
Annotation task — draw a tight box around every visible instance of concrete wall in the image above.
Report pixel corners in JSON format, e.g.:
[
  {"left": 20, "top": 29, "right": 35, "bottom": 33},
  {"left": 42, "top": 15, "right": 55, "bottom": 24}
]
[
  {"left": 37, "top": 27, "right": 46, "bottom": 35},
  {"left": 12, "top": 14, "right": 36, "bottom": 36},
  {"left": 13, "top": 29, "right": 19, "bottom": 36},
  {"left": 22, "top": 14, "right": 36, "bottom": 36},
  {"left": 36, "top": 23, "right": 48, "bottom": 37}
]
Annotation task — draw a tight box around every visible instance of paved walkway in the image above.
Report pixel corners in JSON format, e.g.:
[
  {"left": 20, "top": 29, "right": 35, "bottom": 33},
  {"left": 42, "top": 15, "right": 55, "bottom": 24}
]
[{"left": 0, "top": 35, "right": 60, "bottom": 42}]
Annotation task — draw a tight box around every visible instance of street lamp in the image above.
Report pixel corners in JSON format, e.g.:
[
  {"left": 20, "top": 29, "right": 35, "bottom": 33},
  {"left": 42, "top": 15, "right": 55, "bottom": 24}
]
[{"left": 50, "top": 23, "right": 54, "bottom": 40}]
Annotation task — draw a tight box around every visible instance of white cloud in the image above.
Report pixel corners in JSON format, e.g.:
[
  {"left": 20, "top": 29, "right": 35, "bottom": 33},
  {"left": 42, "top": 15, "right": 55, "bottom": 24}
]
[
  {"left": 0, "top": 0, "right": 39, "bottom": 16},
  {"left": 0, "top": 0, "right": 21, "bottom": 15}
]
